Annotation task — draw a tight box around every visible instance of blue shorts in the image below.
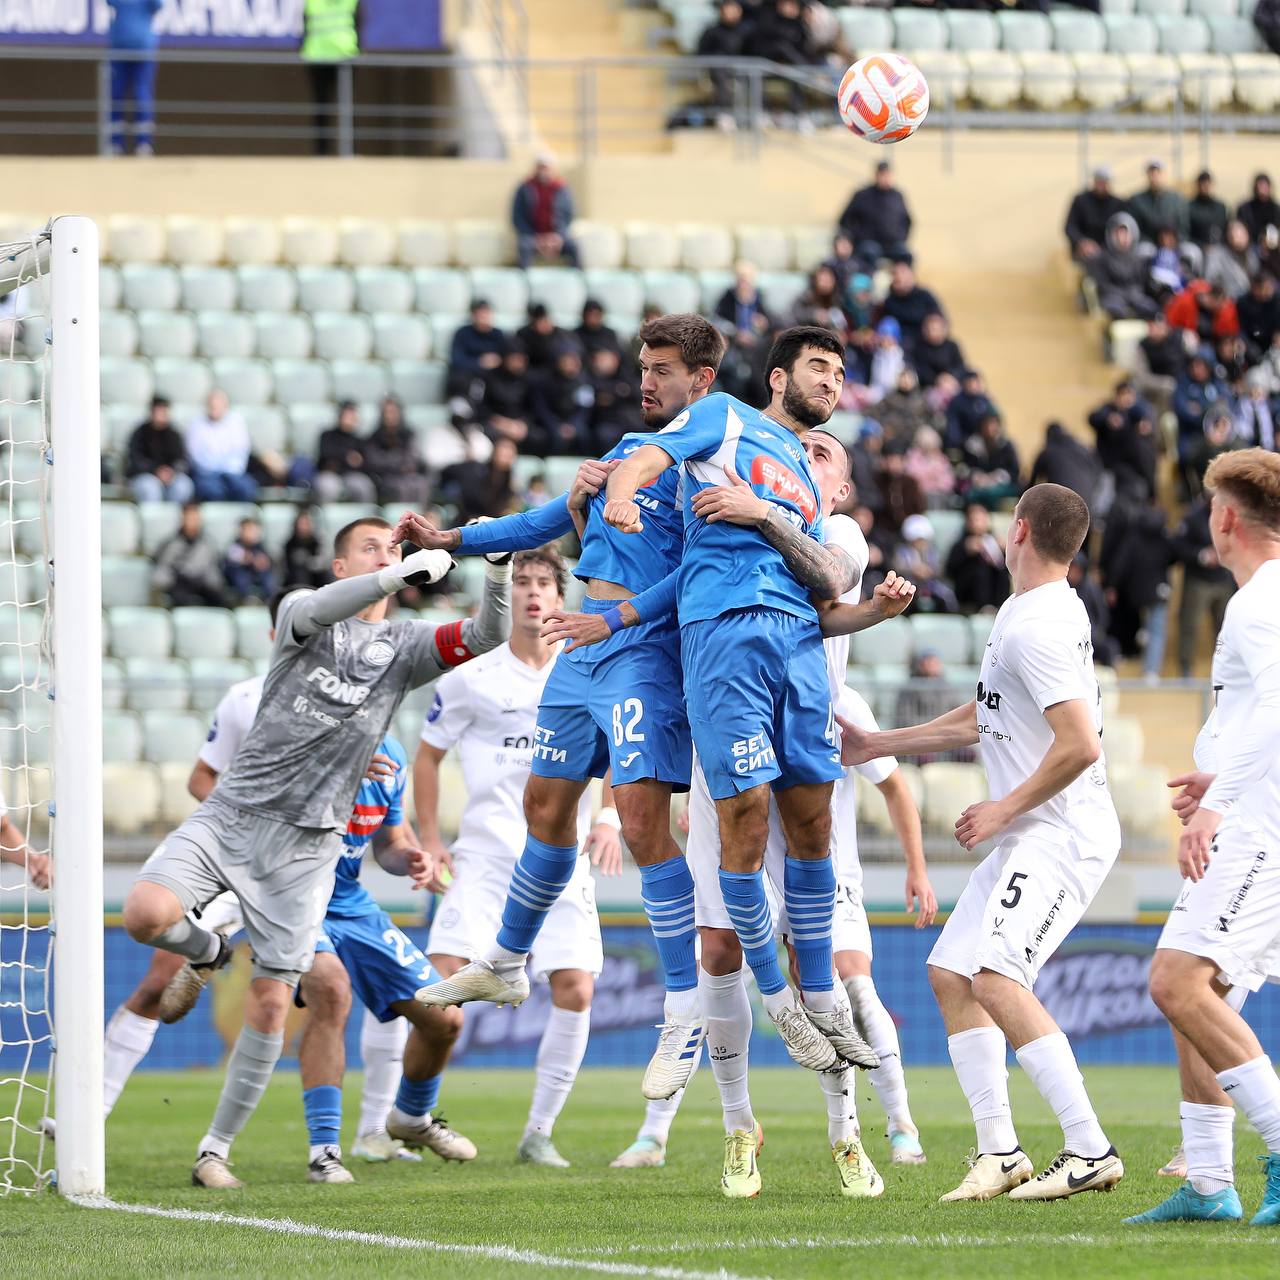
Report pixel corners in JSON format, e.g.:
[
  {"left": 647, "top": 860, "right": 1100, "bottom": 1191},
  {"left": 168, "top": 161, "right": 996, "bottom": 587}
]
[
  {"left": 682, "top": 607, "right": 841, "bottom": 800},
  {"left": 306, "top": 906, "right": 434, "bottom": 1023},
  {"left": 531, "top": 597, "right": 692, "bottom": 791}
]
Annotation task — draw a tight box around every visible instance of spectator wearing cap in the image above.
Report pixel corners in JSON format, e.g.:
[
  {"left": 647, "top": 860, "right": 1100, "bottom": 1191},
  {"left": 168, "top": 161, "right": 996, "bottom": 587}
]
[
  {"left": 1064, "top": 165, "right": 1124, "bottom": 261},
  {"left": 1205, "top": 219, "right": 1260, "bottom": 301},
  {"left": 481, "top": 342, "right": 533, "bottom": 446},
  {"left": 1030, "top": 421, "right": 1103, "bottom": 512},
  {"left": 362, "top": 396, "right": 430, "bottom": 506},
  {"left": 894, "top": 515, "right": 958, "bottom": 613},
  {"left": 908, "top": 311, "right": 966, "bottom": 389},
  {"left": 880, "top": 258, "right": 943, "bottom": 348},
  {"left": 697, "top": 0, "right": 752, "bottom": 125},
  {"left": 838, "top": 160, "right": 912, "bottom": 266},
  {"left": 448, "top": 299, "right": 507, "bottom": 397},
  {"left": 1237, "top": 172, "right": 1280, "bottom": 248},
  {"left": 518, "top": 303, "right": 572, "bottom": 375},
  {"left": 1238, "top": 273, "right": 1280, "bottom": 360},
  {"left": 845, "top": 272, "right": 875, "bottom": 332},
  {"left": 945, "top": 503, "right": 1008, "bottom": 615},
  {"left": 945, "top": 368, "right": 997, "bottom": 450},
  {"left": 588, "top": 346, "right": 646, "bottom": 453},
  {"left": 314, "top": 400, "right": 377, "bottom": 504},
  {"left": 1087, "top": 382, "right": 1158, "bottom": 498},
  {"left": 1128, "top": 158, "right": 1188, "bottom": 243},
  {"left": 1166, "top": 278, "right": 1240, "bottom": 343},
  {"left": 125, "top": 395, "right": 194, "bottom": 504},
  {"left": 1188, "top": 170, "right": 1230, "bottom": 248},
  {"left": 962, "top": 414, "right": 1021, "bottom": 507},
  {"left": 530, "top": 344, "right": 594, "bottom": 455},
  {"left": 575, "top": 299, "right": 623, "bottom": 359},
  {"left": 512, "top": 154, "right": 580, "bottom": 269}
]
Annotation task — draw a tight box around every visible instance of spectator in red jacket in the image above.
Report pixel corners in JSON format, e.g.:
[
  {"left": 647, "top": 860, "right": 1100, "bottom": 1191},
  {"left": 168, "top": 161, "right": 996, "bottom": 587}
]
[{"left": 1165, "top": 279, "right": 1240, "bottom": 341}]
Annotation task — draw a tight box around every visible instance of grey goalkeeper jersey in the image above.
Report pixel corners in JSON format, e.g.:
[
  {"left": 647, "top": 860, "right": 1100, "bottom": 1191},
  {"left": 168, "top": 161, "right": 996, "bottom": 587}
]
[{"left": 214, "top": 572, "right": 509, "bottom": 833}]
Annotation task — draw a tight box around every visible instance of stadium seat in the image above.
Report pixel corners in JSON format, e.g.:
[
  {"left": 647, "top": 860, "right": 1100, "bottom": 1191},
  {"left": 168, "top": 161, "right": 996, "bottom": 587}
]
[
  {"left": 312, "top": 312, "right": 373, "bottom": 361},
  {"left": 187, "top": 657, "right": 251, "bottom": 713},
  {"left": 1233, "top": 52, "right": 1280, "bottom": 108},
  {"left": 946, "top": 10, "right": 1000, "bottom": 50},
  {"left": 1208, "top": 14, "right": 1264, "bottom": 49},
  {"left": 136, "top": 311, "right": 197, "bottom": 360},
  {"left": 330, "top": 359, "right": 390, "bottom": 403},
  {"left": 280, "top": 218, "right": 338, "bottom": 268},
  {"left": 100, "top": 503, "right": 141, "bottom": 555},
  {"left": 1178, "top": 52, "right": 1235, "bottom": 105},
  {"left": 120, "top": 263, "right": 180, "bottom": 311},
  {"left": 733, "top": 226, "right": 791, "bottom": 272},
  {"left": 371, "top": 313, "right": 431, "bottom": 362},
  {"left": 583, "top": 268, "right": 646, "bottom": 317},
  {"left": 197, "top": 501, "right": 259, "bottom": 550},
  {"left": 338, "top": 216, "right": 395, "bottom": 268},
  {"left": 196, "top": 311, "right": 255, "bottom": 360},
  {"left": 151, "top": 357, "right": 213, "bottom": 406},
  {"left": 892, "top": 9, "right": 947, "bottom": 50},
  {"left": 354, "top": 266, "right": 414, "bottom": 315},
  {"left": 103, "top": 762, "right": 160, "bottom": 830},
  {"left": 236, "top": 265, "right": 298, "bottom": 314},
  {"left": 99, "top": 310, "right": 139, "bottom": 358},
  {"left": 413, "top": 267, "right": 472, "bottom": 315},
  {"left": 234, "top": 606, "right": 273, "bottom": 660},
  {"left": 207, "top": 356, "right": 272, "bottom": 406},
  {"left": 172, "top": 606, "right": 236, "bottom": 660},
  {"left": 1190, "top": 0, "right": 1242, "bottom": 15},
  {"left": 921, "top": 762, "right": 987, "bottom": 831},
  {"left": 142, "top": 709, "right": 208, "bottom": 765},
  {"left": 626, "top": 223, "right": 681, "bottom": 271},
  {"left": 1156, "top": 14, "right": 1210, "bottom": 51},
  {"left": 1102, "top": 715, "right": 1145, "bottom": 768},
  {"left": 1110, "top": 763, "right": 1169, "bottom": 836},
  {"left": 1050, "top": 10, "right": 1108, "bottom": 50},
  {"left": 1125, "top": 52, "right": 1180, "bottom": 106},
  {"left": 678, "top": 224, "right": 734, "bottom": 272},
  {"left": 158, "top": 760, "right": 200, "bottom": 826},
  {"left": 101, "top": 656, "right": 126, "bottom": 710},
  {"left": 107, "top": 215, "right": 164, "bottom": 265},
  {"left": 850, "top": 615, "right": 913, "bottom": 667},
  {"left": 924, "top": 509, "right": 964, "bottom": 553},
  {"left": 527, "top": 267, "right": 588, "bottom": 326},
  {"left": 396, "top": 220, "right": 451, "bottom": 268},
  {"left": 641, "top": 270, "right": 700, "bottom": 314},
  {"left": 272, "top": 358, "right": 332, "bottom": 404},
  {"left": 296, "top": 265, "right": 356, "bottom": 314},
  {"left": 570, "top": 221, "right": 624, "bottom": 270},
  {"left": 452, "top": 220, "right": 514, "bottom": 268},
  {"left": 124, "top": 656, "right": 190, "bottom": 711},
  {"left": 1102, "top": 0, "right": 1137, "bottom": 12},
  {"left": 241, "top": 405, "right": 289, "bottom": 455},
  {"left": 109, "top": 606, "right": 173, "bottom": 660},
  {"left": 1073, "top": 52, "right": 1133, "bottom": 105},
  {"left": 180, "top": 265, "right": 237, "bottom": 312},
  {"left": 468, "top": 268, "right": 529, "bottom": 317},
  {"left": 251, "top": 313, "right": 311, "bottom": 362},
  {"left": 387, "top": 358, "right": 447, "bottom": 407},
  {"left": 314, "top": 503, "right": 372, "bottom": 541},
  {"left": 100, "top": 357, "right": 154, "bottom": 408},
  {"left": 1106, "top": 15, "right": 1159, "bottom": 52},
  {"left": 138, "top": 503, "right": 180, "bottom": 555},
  {"left": 697, "top": 269, "right": 734, "bottom": 313},
  {"left": 224, "top": 217, "right": 283, "bottom": 266},
  {"left": 1020, "top": 52, "right": 1079, "bottom": 108},
  {"left": 99, "top": 264, "right": 122, "bottom": 310},
  {"left": 0, "top": 356, "right": 34, "bottom": 402},
  {"left": 756, "top": 270, "right": 809, "bottom": 317},
  {"left": 258, "top": 502, "right": 297, "bottom": 554},
  {"left": 165, "top": 215, "right": 223, "bottom": 266},
  {"left": 964, "top": 51, "right": 1024, "bottom": 106},
  {"left": 910, "top": 50, "right": 971, "bottom": 103},
  {"left": 909, "top": 614, "right": 973, "bottom": 665},
  {"left": 838, "top": 6, "right": 893, "bottom": 53},
  {"left": 998, "top": 10, "right": 1053, "bottom": 51},
  {"left": 967, "top": 611, "right": 997, "bottom": 654},
  {"left": 287, "top": 403, "right": 335, "bottom": 457},
  {"left": 1137, "top": 0, "right": 1186, "bottom": 14}
]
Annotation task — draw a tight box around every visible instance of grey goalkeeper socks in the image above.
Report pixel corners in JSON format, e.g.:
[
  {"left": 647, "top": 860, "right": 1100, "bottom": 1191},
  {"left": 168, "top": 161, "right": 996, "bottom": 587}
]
[{"left": 205, "top": 1025, "right": 285, "bottom": 1150}]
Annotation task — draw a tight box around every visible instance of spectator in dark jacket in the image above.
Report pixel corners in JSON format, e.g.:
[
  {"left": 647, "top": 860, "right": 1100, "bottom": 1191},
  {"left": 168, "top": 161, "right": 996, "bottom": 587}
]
[
  {"left": 1170, "top": 494, "right": 1235, "bottom": 675},
  {"left": 1128, "top": 158, "right": 1189, "bottom": 242},
  {"left": 909, "top": 311, "right": 965, "bottom": 388},
  {"left": 945, "top": 368, "right": 998, "bottom": 449},
  {"left": 314, "top": 400, "right": 377, "bottom": 504},
  {"left": 1204, "top": 219, "right": 1259, "bottom": 301},
  {"left": 877, "top": 450, "right": 925, "bottom": 532},
  {"left": 1237, "top": 172, "right": 1280, "bottom": 248},
  {"left": 1063, "top": 165, "right": 1124, "bottom": 261},
  {"left": 1099, "top": 484, "right": 1172, "bottom": 674},
  {"left": 448, "top": 299, "right": 506, "bottom": 396},
  {"left": 1090, "top": 212, "right": 1159, "bottom": 320},
  {"left": 575, "top": 299, "right": 623, "bottom": 359},
  {"left": 512, "top": 154, "right": 579, "bottom": 268},
  {"left": 852, "top": 501, "right": 894, "bottom": 592},
  {"left": 850, "top": 427, "right": 884, "bottom": 516},
  {"left": 1238, "top": 272, "right": 1280, "bottom": 360},
  {"left": 1134, "top": 312, "right": 1187, "bottom": 410},
  {"left": 1188, "top": 170, "right": 1230, "bottom": 248},
  {"left": 152, "top": 502, "right": 227, "bottom": 607},
  {"left": 517, "top": 303, "right": 572, "bottom": 375},
  {"left": 963, "top": 414, "right": 1021, "bottom": 506},
  {"left": 281, "top": 506, "right": 328, "bottom": 589},
  {"left": 790, "top": 264, "right": 850, "bottom": 332},
  {"left": 697, "top": 0, "right": 751, "bottom": 117},
  {"left": 880, "top": 258, "right": 942, "bottom": 347},
  {"left": 945, "top": 502, "right": 1009, "bottom": 614},
  {"left": 363, "top": 397, "right": 430, "bottom": 505},
  {"left": 444, "top": 436, "right": 518, "bottom": 523},
  {"left": 1088, "top": 382, "right": 1159, "bottom": 498},
  {"left": 587, "top": 347, "right": 645, "bottom": 453},
  {"left": 1067, "top": 555, "right": 1119, "bottom": 667},
  {"left": 872, "top": 367, "right": 934, "bottom": 448},
  {"left": 222, "top": 517, "right": 276, "bottom": 604},
  {"left": 1030, "top": 421, "right": 1103, "bottom": 510},
  {"left": 714, "top": 261, "right": 773, "bottom": 404},
  {"left": 838, "top": 160, "right": 912, "bottom": 264},
  {"left": 1173, "top": 352, "right": 1230, "bottom": 455},
  {"left": 481, "top": 342, "right": 534, "bottom": 446},
  {"left": 1256, "top": 0, "right": 1280, "bottom": 54},
  {"left": 530, "top": 345, "right": 594, "bottom": 455},
  {"left": 126, "top": 396, "right": 193, "bottom": 504},
  {"left": 746, "top": 0, "right": 820, "bottom": 114},
  {"left": 1185, "top": 409, "right": 1242, "bottom": 493}
]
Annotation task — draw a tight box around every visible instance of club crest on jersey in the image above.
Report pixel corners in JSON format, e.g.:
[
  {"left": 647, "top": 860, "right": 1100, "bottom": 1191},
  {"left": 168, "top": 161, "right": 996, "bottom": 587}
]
[
  {"left": 749, "top": 455, "right": 817, "bottom": 522},
  {"left": 363, "top": 639, "right": 396, "bottom": 667},
  {"left": 427, "top": 691, "right": 443, "bottom": 722}
]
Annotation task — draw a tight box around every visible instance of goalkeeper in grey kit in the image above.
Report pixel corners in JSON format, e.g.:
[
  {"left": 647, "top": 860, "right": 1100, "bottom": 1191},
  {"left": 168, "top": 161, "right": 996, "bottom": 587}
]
[{"left": 122, "top": 518, "right": 511, "bottom": 1188}]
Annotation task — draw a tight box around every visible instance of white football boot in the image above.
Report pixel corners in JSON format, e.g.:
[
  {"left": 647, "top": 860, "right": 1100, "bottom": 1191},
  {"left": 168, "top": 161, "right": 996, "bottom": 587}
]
[
  {"left": 415, "top": 959, "right": 529, "bottom": 1008},
  {"left": 939, "top": 1149, "right": 1034, "bottom": 1202}
]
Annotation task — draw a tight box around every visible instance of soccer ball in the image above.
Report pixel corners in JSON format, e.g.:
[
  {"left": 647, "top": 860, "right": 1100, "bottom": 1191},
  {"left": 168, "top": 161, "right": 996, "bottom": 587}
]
[{"left": 838, "top": 54, "right": 929, "bottom": 144}]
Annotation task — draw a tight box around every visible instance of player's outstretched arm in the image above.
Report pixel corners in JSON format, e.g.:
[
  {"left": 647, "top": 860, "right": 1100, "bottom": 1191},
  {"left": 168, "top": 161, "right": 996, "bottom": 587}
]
[
  {"left": 395, "top": 501, "right": 577, "bottom": 557},
  {"left": 541, "top": 569, "right": 679, "bottom": 652},
  {"left": 839, "top": 699, "right": 978, "bottom": 767},
  {"left": 953, "top": 698, "right": 1100, "bottom": 851},
  {"left": 289, "top": 549, "right": 455, "bottom": 638},
  {"left": 875, "top": 770, "right": 936, "bottom": 927},
  {"left": 818, "top": 572, "right": 916, "bottom": 637},
  {"left": 604, "top": 443, "right": 677, "bottom": 533}
]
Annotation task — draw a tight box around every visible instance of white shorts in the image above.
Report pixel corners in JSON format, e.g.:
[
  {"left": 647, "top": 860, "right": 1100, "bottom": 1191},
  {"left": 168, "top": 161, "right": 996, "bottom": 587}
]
[
  {"left": 928, "top": 831, "right": 1117, "bottom": 990},
  {"left": 426, "top": 853, "right": 603, "bottom": 982},
  {"left": 687, "top": 757, "right": 871, "bottom": 957},
  {"left": 193, "top": 889, "right": 242, "bottom": 936},
  {"left": 1157, "top": 818, "right": 1280, "bottom": 993}
]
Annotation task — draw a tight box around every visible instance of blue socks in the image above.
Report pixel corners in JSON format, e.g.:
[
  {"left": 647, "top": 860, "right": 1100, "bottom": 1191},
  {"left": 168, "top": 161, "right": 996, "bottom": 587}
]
[
  {"left": 785, "top": 856, "right": 836, "bottom": 993},
  {"left": 496, "top": 834, "right": 580, "bottom": 954},
  {"left": 303, "top": 1084, "right": 342, "bottom": 1148},
  {"left": 395, "top": 1073, "right": 441, "bottom": 1119},
  {"left": 719, "top": 868, "right": 786, "bottom": 996},
  {"left": 638, "top": 855, "right": 698, "bottom": 992}
]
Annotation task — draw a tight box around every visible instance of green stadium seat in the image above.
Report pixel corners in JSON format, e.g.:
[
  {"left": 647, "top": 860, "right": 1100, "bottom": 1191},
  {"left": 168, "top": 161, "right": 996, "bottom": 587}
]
[
  {"left": 838, "top": 7, "right": 893, "bottom": 53},
  {"left": 101, "top": 761, "right": 159, "bottom": 831},
  {"left": 109, "top": 606, "right": 173, "bottom": 659},
  {"left": 396, "top": 220, "right": 452, "bottom": 269},
  {"left": 678, "top": 224, "right": 734, "bottom": 272},
  {"left": 757, "top": 270, "right": 809, "bottom": 317},
  {"left": 1179, "top": 51, "right": 1235, "bottom": 104},
  {"left": 468, "top": 268, "right": 529, "bottom": 316},
  {"left": 338, "top": 217, "right": 395, "bottom": 268},
  {"left": 99, "top": 310, "right": 139, "bottom": 358},
  {"left": 893, "top": 9, "right": 948, "bottom": 50},
  {"left": 165, "top": 215, "right": 224, "bottom": 267},
  {"left": 1074, "top": 51, "right": 1133, "bottom": 104},
  {"left": 626, "top": 223, "right": 681, "bottom": 271},
  {"left": 198, "top": 502, "right": 259, "bottom": 551},
  {"left": 296, "top": 265, "right": 355, "bottom": 313},
  {"left": 187, "top": 657, "right": 252, "bottom": 713},
  {"left": 101, "top": 555, "right": 151, "bottom": 608},
  {"left": 209, "top": 356, "right": 273, "bottom": 406},
  {"left": 921, "top": 762, "right": 987, "bottom": 830},
  {"left": 1156, "top": 14, "right": 1210, "bottom": 51},
  {"left": 1050, "top": 10, "right": 1108, "bottom": 50},
  {"left": 235, "top": 605, "right": 273, "bottom": 660},
  {"left": 142, "top": 709, "right": 208, "bottom": 764},
  {"left": 223, "top": 217, "right": 282, "bottom": 266},
  {"left": 241, "top": 405, "right": 289, "bottom": 455},
  {"left": 179, "top": 266, "right": 237, "bottom": 312},
  {"left": 389, "top": 359, "right": 447, "bottom": 406},
  {"left": 236, "top": 265, "right": 298, "bottom": 313},
  {"left": 428, "top": 314, "right": 465, "bottom": 356},
  {"left": 138, "top": 503, "right": 180, "bottom": 554},
  {"left": 354, "top": 266, "right": 414, "bottom": 315},
  {"left": 925, "top": 509, "right": 965, "bottom": 552},
  {"left": 102, "top": 711, "right": 144, "bottom": 763},
  {"left": 172, "top": 606, "right": 237, "bottom": 660},
  {"left": 281, "top": 217, "right": 338, "bottom": 268},
  {"left": 909, "top": 614, "right": 973, "bottom": 664},
  {"left": 253, "top": 313, "right": 313, "bottom": 360},
  {"left": 151, "top": 357, "right": 213, "bottom": 406},
  {"left": 851, "top": 615, "right": 913, "bottom": 667},
  {"left": 968, "top": 611, "right": 997, "bottom": 654},
  {"left": 287, "top": 403, "right": 334, "bottom": 456},
  {"left": 527, "top": 267, "right": 588, "bottom": 326},
  {"left": 272, "top": 359, "right": 332, "bottom": 404},
  {"left": 100, "top": 357, "right": 154, "bottom": 408},
  {"left": 101, "top": 503, "right": 141, "bottom": 555},
  {"left": 125, "top": 656, "right": 190, "bottom": 711},
  {"left": 1137, "top": 0, "right": 1186, "bottom": 14},
  {"left": 789, "top": 227, "right": 831, "bottom": 272},
  {"left": 1208, "top": 15, "right": 1264, "bottom": 49},
  {"left": 570, "top": 220, "right": 624, "bottom": 270},
  {"left": 100, "top": 656, "right": 126, "bottom": 710},
  {"left": 120, "top": 264, "right": 180, "bottom": 311},
  {"left": 137, "top": 311, "right": 197, "bottom": 360},
  {"left": 196, "top": 311, "right": 255, "bottom": 360},
  {"left": 330, "top": 359, "right": 389, "bottom": 404},
  {"left": 372, "top": 314, "right": 431, "bottom": 362},
  {"left": 1102, "top": 0, "right": 1137, "bottom": 14},
  {"left": 641, "top": 270, "right": 700, "bottom": 314},
  {"left": 1125, "top": 52, "right": 1181, "bottom": 105},
  {"left": 1233, "top": 52, "right": 1280, "bottom": 109},
  {"left": 1190, "top": 0, "right": 1240, "bottom": 15},
  {"left": 998, "top": 10, "right": 1052, "bottom": 51},
  {"left": 735, "top": 226, "right": 791, "bottom": 272},
  {"left": 107, "top": 214, "right": 164, "bottom": 264},
  {"left": 256, "top": 501, "right": 297, "bottom": 554},
  {"left": 452, "top": 220, "right": 514, "bottom": 269},
  {"left": 0, "top": 357, "right": 36, "bottom": 403},
  {"left": 313, "top": 313, "right": 374, "bottom": 361},
  {"left": 313, "top": 504, "right": 373, "bottom": 542},
  {"left": 946, "top": 10, "right": 999, "bottom": 50},
  {"left": 413, "top": 267, "right": 471, "bottom": 315},
  {"left": 99, "top": 264, "right": 122, "bottom": 310},
  {"left": 697, "top": 269, "right": 734, "bottom": 313},
  {"left": 157, "top": 760, "right": 200, "bottom": 826},
  {"left": 583, "top": 268, "right": 645, "bottom": 317},
  {"left": 671, "top": 3, "right": 714, "bottom": 52}
]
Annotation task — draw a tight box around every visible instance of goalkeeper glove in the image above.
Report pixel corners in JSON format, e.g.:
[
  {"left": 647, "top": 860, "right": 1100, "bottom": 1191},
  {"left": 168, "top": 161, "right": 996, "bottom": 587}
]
[
  {"left": 378, "top": 547, "right": 455, "bottom": 594},
  {"left": 465, "top": 516, "right": 514, "bottom": 566}
]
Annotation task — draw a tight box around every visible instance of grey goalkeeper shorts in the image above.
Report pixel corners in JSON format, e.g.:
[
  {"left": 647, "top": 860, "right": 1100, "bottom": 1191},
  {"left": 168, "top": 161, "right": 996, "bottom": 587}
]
[{"left": 138, "top": 796, "right": 342, "bottom": 980}]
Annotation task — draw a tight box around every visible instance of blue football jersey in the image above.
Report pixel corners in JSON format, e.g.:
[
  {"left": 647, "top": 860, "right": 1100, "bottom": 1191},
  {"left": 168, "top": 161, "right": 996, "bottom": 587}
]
[
  {"left": 325, "top": 734, "right": 408, "bottom": 919},
  {"left": 652, "top": 393, "right": 825, "bottom": 625}
]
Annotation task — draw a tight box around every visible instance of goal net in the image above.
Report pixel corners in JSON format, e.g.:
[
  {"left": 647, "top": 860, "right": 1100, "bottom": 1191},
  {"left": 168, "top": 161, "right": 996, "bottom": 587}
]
[{"left": 0, "top": 218, "right": 103, "bottom": 1197}]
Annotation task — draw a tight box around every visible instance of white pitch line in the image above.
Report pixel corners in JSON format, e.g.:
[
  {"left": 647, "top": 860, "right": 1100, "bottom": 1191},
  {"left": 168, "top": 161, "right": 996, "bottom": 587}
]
[{"left": 71, "top": 1196, "right": 771, "bottom": 1280}]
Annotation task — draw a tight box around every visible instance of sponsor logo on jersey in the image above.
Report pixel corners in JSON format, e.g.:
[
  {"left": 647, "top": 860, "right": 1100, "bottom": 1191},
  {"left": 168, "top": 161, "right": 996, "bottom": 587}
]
[
  {"left": 363, "top": 639, "right": 396, "bottom": 667},
  {"left": 427, "top": 691, "right": 443, "bottom": 723},
  {"left": 305, "top": 665, "right": 371, "bottom": 706},
  {"left": 748, "top": 455, "right": 818, "bottom": 523},
  {"left": 976, "top": 680, "right": 1002, "bottom": 712},
  {"left": 206, "top": 716, "right": 218, "bottom": 742},
  {"left": 1216, "top": 849, "right": 1268, "bottom": 932},
  {"left": 292, "top": 694, "right": 341, "bottom": 728},
  {"left": 1033, "top": 890, "right": 1068, "bottom": 947},
  {"left": 532, "top": 724, "right": 567, "bottom": 763},
  {"left": 503, "top": 735, "right": 534, "bottom": 749},
  {"left": 731, "top": 730, "right": 776, "bottom": 775},
  {"left": 618, "top": 751, "right": 641, "bottom": 768}
]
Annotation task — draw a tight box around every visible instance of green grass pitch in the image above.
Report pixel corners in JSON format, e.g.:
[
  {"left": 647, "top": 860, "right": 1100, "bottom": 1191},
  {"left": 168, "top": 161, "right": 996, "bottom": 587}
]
[{"left": 6, "top": 1066, "right": 1279, "bottom": 1278}]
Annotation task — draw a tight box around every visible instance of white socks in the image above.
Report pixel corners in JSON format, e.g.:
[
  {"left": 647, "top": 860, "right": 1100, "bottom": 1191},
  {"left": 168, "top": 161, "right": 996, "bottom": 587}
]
[
  {"left": 820, "top": 1068, "right": 858, "bottom": 1145},
  {"left": 949, "top": 1025, "right": 1018, "bottom": 1154},
  {"left": 358, "top": 1010, "right": 408, "bottom": 1136},
  {"left": 638, "top": 1042, "right": 703, "bottom": 1143},
  {"left": 664, "top": 986, "right": 700, "bottom": 1023},
  {"left": 700, "top": 967, "right": 755, "bottom": 1135},
  {"left": 1218, "top": 1055, "right": 1280, "bottom": 1154},
  {"left": 760, "top": 987, "right": 796, "bottom": 1019},
  {"left": 525, "top": 1006, "right": 591, "bottom": 1138},
  {"left": 1015, "top": 1031, "right": 1110, "bottom": 1158},
  {"left": 103, "top": 1005, "right": 159, "bottom": 1116},
  {"left": 486, "top": 943, "right": 527, "bottom": 971},
  {"left": 1183, "top": 1101, "right": 1235, "bottom": 1194},
  {"left": 845, "top": 974, "right": 915, "bottom": 1136}
]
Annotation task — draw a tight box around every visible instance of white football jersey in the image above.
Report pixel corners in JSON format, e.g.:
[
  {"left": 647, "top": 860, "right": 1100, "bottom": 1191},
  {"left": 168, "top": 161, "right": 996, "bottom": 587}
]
[
  {"left": 831, "top": 686, "right": 897, "bottom": 880},
  {"left": 976, "top": 579, "right": 1119, "bottom": 852},
  {"left": 1199, "top": 558, "right": 1280, "bottom": 843},
  {"left": 198, "top": 674, "right": 265, "bottom": 775},
  {"left": 822, "top": 512, "right": 869, "bottom": 700},
  {"left": 420, "top": 643, "right": 592, "bottom": 866}
]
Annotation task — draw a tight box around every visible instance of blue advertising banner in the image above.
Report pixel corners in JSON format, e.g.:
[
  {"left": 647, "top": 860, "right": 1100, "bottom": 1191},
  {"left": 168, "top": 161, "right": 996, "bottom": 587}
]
[{"left": 3, "top": 921, "right": 1277, "bottom": 1075}]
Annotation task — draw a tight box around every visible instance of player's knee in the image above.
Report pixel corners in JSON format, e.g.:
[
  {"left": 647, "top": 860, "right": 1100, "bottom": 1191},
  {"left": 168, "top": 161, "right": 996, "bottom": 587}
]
[
  {"left": 122, "top": 884, "right": 180, "bottom": 942},
  {"left": 303, "top": 972, "right": 352, "bottom": 1023},
  {"left": 246, "top": 978, "right": 294, "bottom": 1028},
  {"left": 927, "top": 963, "right": 969, "bottom": 1003},
  {"left": 405, "top": 1000, "right": 463, "bottom": 1043},
  {"left": 549, "top": 971, "right": 593, "bottom": 1011},
  {"left": 523, "top": 778, "right": 579, "bottom": 845},
  {"left": 699, "top": 927, "right": 742, "bottom": 975},
  {"left": 1147, "top": 952, "right": 1188, "bottom": 1016}
]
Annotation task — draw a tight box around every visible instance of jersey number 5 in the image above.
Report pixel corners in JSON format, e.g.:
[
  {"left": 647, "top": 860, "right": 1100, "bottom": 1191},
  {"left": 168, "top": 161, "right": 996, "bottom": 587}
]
[
  {"left": 612, "top": 698, "right": 645, "bottom": 747},
  {"left": 1000, "top": 871, "right": 1028, "bottom": 909}
]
